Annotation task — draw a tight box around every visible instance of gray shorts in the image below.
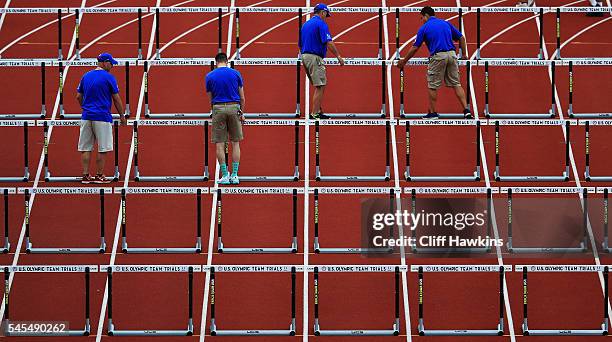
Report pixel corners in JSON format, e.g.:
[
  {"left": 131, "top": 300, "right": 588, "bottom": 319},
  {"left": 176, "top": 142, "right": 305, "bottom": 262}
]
[
  {"left": 212, "top": 103, "right": 243, "bottom": 143},
  {"left": 427, "top": 50, "right": 461, "bottom": 89},
  {"left": 302, "top": 53, "right": 327, "bottom": 87},
  {"left": 78, "top": 120, "right": 113, "bottom": 152}
]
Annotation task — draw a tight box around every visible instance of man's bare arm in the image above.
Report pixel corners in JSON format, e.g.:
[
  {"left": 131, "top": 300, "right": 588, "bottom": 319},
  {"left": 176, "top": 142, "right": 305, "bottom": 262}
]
[
  {"left": 327, "top": 41, "right": 345, "bottom": 65},
  {"left": 76, "top": 93, "right": 83, "bottom": 106},
  {"left": 397, "top": 46, "right": 420, "bottom": 68},
  {"left": 238, "top": 87, "right": 245, "bottom": 112},
  {"left": 458, "top": 36, "right": 467, "bottom": 58},
  {"left": 111, "top": 93, "right": 126, "bottom": 124}
]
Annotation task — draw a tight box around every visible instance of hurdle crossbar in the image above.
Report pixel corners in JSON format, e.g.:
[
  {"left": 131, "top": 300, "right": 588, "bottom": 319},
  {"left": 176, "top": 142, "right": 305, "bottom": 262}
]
[
  {"left": 1, "top": 189, "right": 15, "bottom": 253},
  {"left": 403, "top": 120, "right": 480, "bottom": 181},
  {"left": 518, "top": 265, "right": 609, "bottom": 335},
  {"left": 42, "top": 120, "right": 120, "bottom": 182},
  {"left": 568, "top": 61, "right": 612, "bottom": 118},
  {"left": 132, "top": 120, "right": 209, "bottom": 182},
  {"left": 484, "top": 60, "right": 555, "bottom": 119},
  {"left": 22, "top": 188, "right": 109, "bottom": 253},
  {"left": 314, "top": 265, "right": 400, "bottom": 336},
  {"left": 119, "top": 188, "right": 206, "bottom": 253},
  {"left": 400, "top": 61, "right": 471, "bottom": 118},
  {"left": 494, "top": 120, "right": 570, "bottom": 182},
  {"left": 416, "top": 265, "right": 508, "bottom": 335},
  {"left": 227, "top": 120, "right": 300, "bottom": 182},
  {"left": 313, "top": 187, "right": 395, "bottom": 253},
  {"left": 2, "top": 265, "right": 95, "bottom": 336},
  {"left": 601, "top": 188, "right": 612, "bottom": 252},
  {"left": 0, "top": 121, "right": 31, "bottom": 182},
  {"left": 216, "top": 188, "right": 300, "bottom": 253},
  {"left": 504, "top": 187, "right": 588, "bottom": 253},
  {"left": 315, "top": 120, "right": 390, "bottom": 181},
  {"left": 105, "top": 265, "right": 198, "bottom": 336},
  {"left": 61, "top": 61, "right": 132, "bottom": 118},
  {"left": 409, "top": 188, "right": 493, "bottom": 253},
  {"left": 583, "top": 121, "right": 612, "bottom": 181},
  {"left": 210, "top": 266, "right": 296, "bottom": 336},
  {"left": 0, "top": 62, "right": 46, "bottom": 119},
  {"left": 476, "top": 7, "right": 544, "bottom": 60}
]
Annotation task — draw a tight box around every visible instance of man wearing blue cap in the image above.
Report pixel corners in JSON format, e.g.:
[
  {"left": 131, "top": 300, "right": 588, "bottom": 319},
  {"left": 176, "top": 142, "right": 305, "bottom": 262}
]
[
  {"left": 76, "top": 52, "right": 126, "bottom": 184},
  {"left": 300, "top": 3, "right": 345, "bottom": 120}
]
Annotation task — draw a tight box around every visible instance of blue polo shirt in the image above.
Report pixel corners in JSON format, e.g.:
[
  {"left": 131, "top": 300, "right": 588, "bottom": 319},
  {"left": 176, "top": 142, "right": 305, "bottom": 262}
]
[
  {"left": 77, "top": 69, "right": 119, "bottom": 123},
  {"left": 205, "top": 67, "right": 243, "bottom": 104},
  {"left": 414, "top": 17, "right": 462, "bottom": 56},
  {"left": 300, "top": 16, "right": 333, "bottom": 58}
]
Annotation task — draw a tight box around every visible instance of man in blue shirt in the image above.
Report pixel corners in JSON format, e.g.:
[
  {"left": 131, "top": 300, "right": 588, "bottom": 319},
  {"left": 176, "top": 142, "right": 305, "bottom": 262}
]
[
  {"left": 397, "top": 7, "right": 471, "bottom": 119},
  {"left": 206, "top": 52, "right": 245, "bottom": 185},
  {"left": 76, "top": 52, "right": 126, "bottom": 184},
  {"left": 299, "top": 3, "right": 344, "bottom": 119}
]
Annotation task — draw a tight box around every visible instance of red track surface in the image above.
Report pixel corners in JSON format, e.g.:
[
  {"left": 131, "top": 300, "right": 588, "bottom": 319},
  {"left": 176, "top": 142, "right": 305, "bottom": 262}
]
[{"left": 0, "top": 0, "right": 611, "bottom": 341}]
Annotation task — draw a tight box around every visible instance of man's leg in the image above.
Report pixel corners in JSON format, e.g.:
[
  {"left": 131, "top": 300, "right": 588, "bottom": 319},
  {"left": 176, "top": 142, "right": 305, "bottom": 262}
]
[
  {"left": 81, "top": 152, "right": 91, "bottom": 175},
  {"left": 453, "top": 85, "right": 468, "bottom": 110},
  {"left": 216, "top": 143, "right": 228, "bottom": 176},
  {"left": 231, "top": 142, "right": 240, "bottom": 178},
  {"left": 312, "top": 85, "right": 325, "bottom": 115},
  {"left": 428, "top": 88, "right": 438, "bottom": 113},
  {"left": 95, "top": 152, "right": 107, "bottom": 175}
]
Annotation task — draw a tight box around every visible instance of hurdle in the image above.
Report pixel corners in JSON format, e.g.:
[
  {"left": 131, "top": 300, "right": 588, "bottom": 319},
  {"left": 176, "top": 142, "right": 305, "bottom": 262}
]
[
  {"left": 392, "top": 7, "right": 466, "bottom": 60},
  {"left": 2, "top": 265, "right": 96, "bottom": 336},
  {"left": 210, "top": 265, "right": 296, "bottom": 336},
  {"left": 583, "top": 121, "right": 612, "bottom": 181},
  {"left": 601, "top": 188, "right": 612, "bottom": 252},
  {"left": 142, "top": 59, "right": 216, "bottom": 118},
  {"left": 402, "top": 120, "right": 480, "bottom": 181},
  {"left": 399, "top": 60, "right": 471, "bottom": 118},
  {"left": 567, "top": 60, "right": 612, "bottom": 118},
  {"left": 41, "top": 120, "right": 120, "bottom": 182},
  {"left": 408, "top": 187, "right": 494, "bottom": 254},
  {"left": 105, "top": 265, "right": 199, "bottom": 336},
  {"left": 503, "top": 187, "right": 589, "bottom": 253},
  {"left": 1, "top": 189, "right": 15, "bottom": 253},
  {"left": 216, "top": 188, "right": 300, "bottom": 253},
  {"left": 0, "top": 60, "right": 47, "bottom": 119},
  {"left": 70, "top": 7, "right": 148, "bottom": 60},
  {"left": 415, "top": 265, "right": 509, "bottom": 336},
  {"left": 313, "top": 265, "right": 400, "bottom": 336},
  {"left": 21, "top": 187, "right": 109, "bottom": 253},
  {"left": 475, "top": 7, "right": 545, "bottom": 60},
  {"left": 315, "top": 120, "right": 390, "bottom": 182},
  {"left": 231, "top": 60, "right": 302, "bottom": 118},
  {"left": 313, "top": 187, "right": 395, "bottom": 254},
  {"left": 132, "top": 120, "right": 209, "bottom": 182},
  {"left": 230, "top": 120, "right": 300, "bottom": 181},
  {"left": 483, "top": 60, "right": 556, "bottom": 119},
  {"left": 494, "top": 120, "right": 570, "bottom": 182},
  {"left": 60, "top": 60, "right": 134, "bottom": 119},
  {"left": 119, "top": 187, "right": 206, "bottom": 253},
  {"left": 0, "top": 121, "right": 31, "bottom": 182},
  {"left": 152, "top": 7, "right": 226, "bottom": 59},
  {"left": 518, "top": 265, "right": 609, "bottom": 336},
  {"left": 554, "top": 8, "right": 612, "bottom": 59}
]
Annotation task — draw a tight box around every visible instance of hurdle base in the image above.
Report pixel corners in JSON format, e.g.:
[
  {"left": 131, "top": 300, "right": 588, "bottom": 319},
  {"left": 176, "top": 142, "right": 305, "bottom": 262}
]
[
  {"left": 217, "top": 237, "right": 297, "bottom": 254},
  {"left": 144, "top": 113, "right": 212, "bottom": 119},
  {"left": 122, "top": 238, "right": 202, "bottom": 254},
  {"left": 244, "top": 113, "right": 300, "bottom": 119},
  {"left": 411, "top": 246, "right": 491, "bottom": 254},
  {"left": 45, "top": 170, "right": 120, "bottom": 183},
  {"left": 236, "top": 175, "right": 299, "bottom": 182},
  {"left": 322, "top": 113, "right": 386, "bottom": 119},
  {"left": 401, "top": 113, "right": 466, "bottom": 119},
  {"left": 26, "top": 238, "right": 106, "bottom": 254},
  {"left": 108, "top": 319, "right": 193, "bottom": 337},
  {"left": 507, "top": 240, "right": 587, "bottom": 254},
  {"left": 585, "top": 170, "right": 612, "bottom": 182},
  {"left": 2, "top": 237, "right": 9, "bottom": 253},
  {"left": 602, "top": 238, "right": 612, "bottom": 253},
  {"left": 60, "top": 113, "right": 127, "bottom": 120},
  {"left": 486, "top": 113, "right": 555, "bottom": 119},
  {"left": 5, "top": 330, "right": 90, "bottom": 337},
  {"left": 314, "top": 321, "right": 399, "bottom": 336},
  {"left": 494, "top": 170, "right": 569, "bottom": 182},
  {"left": 134, "top": 175, "right": 209, "bottom": 182},
  {"left": 0, "top": 114, "right": 45, "bottom": 120},
  {"left": 405, "top": 169, "right": 480, "bottom": 182},
  {"left": 568, "top": 109, "right": 612, "bottom": 119},
  {"left": 316, "top": 166, "right": 390, "bottom": 182},
  {"left": 314, "top": 239, "right": 392, "bottom": 254},
  {"left": 210, "top": 319, "right": 296, "bottom": 336},
  {"left": 523, "top": 321, "right": 608, "bottom": 336}
]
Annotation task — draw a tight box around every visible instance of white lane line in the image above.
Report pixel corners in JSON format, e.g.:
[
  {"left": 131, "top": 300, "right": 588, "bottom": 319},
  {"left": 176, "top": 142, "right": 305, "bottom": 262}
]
[
  {"left": 0, "top": 0, "right": 88, "bottom": 323},
  {"left": 0, "top": 0, "right": 119, "bottom": 55},
  {"left": 198, "top": 0, "right": 236, "bottom": 339},
  {"left": 558, "top": 15, "right": 612, "bottom": 53},
  {"left": 0, "top": 0, "right": 12, "bottom": 38},
  {"left": 303, "top": 1, "right": 310, "bottom": 339}
]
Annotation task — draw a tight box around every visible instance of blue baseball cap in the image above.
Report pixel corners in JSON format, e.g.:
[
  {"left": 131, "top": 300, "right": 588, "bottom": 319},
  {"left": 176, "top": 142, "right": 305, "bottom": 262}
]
[
  {"left": 314, "top": 3, "right": 331, "bottom": 17},
  {"left": 97, "top": 52, "right": 118, "bottom": 65}
]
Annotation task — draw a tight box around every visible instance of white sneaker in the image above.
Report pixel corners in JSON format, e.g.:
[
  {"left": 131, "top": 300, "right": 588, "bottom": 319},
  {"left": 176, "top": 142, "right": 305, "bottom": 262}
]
[
  {"left": 230, "top": 174, "right": 240, "bottom": 184},
  {"left": 219, "top": 174, "right": 231, "bottom": 185}
]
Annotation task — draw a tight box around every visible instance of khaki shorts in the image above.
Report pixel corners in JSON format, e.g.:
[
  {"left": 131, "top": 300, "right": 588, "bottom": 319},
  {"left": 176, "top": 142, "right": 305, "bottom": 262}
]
[
  {"left": 212, "top": 103, "right": 243, "bottom": 143},
  {"left": 427, "top": 50, "right": 461, "bottom": 89},
  {"left": 302, "top": 53, "right": 327, "bottom": 87},
  {"left": 78, "top": 120, "right": 113, "bottom": 152}
]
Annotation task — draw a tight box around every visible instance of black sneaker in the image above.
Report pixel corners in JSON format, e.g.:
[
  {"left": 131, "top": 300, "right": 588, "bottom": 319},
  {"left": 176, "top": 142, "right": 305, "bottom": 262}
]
[
  {"left": 464, "top": 108, "right": 473, "bottom": 119},
  {"left": 309, "top": 111, "right": 330, "bottom": 120},
  {"left": 422, "top": 112, "right": 439, "bottom": 120}
]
